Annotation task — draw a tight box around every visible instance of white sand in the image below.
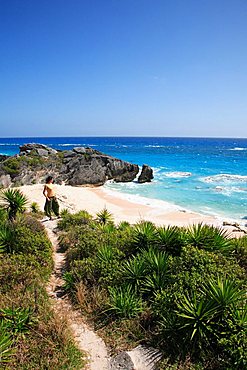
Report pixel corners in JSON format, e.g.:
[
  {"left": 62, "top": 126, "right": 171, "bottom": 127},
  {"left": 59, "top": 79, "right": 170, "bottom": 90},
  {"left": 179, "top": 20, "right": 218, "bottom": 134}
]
[{"left": 19, "top": 183, "right": 230, "bottom": 229}]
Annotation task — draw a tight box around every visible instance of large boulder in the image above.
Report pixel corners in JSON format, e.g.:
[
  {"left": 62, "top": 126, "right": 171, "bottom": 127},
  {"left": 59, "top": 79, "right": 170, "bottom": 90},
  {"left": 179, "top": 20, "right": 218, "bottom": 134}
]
[
  {"left": 137, "top": 165, "right": 153, "bottom": 183},
  {"left": 0, "top": 143, "right": 141, "bottom": 187}
]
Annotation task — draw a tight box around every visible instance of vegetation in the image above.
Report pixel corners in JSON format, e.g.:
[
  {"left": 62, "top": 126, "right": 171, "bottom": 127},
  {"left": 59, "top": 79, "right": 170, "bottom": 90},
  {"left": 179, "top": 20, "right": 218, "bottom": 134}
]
[
  {"left": 58, "top": 211, "right": 247, "bottom": 369},
  {"left": 0, "top": 195, "right": 85, "bottom": 369}
]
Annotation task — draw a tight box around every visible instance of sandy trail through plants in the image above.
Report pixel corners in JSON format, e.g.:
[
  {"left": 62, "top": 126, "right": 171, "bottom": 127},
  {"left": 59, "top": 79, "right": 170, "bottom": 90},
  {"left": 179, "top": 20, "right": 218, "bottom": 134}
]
[{"left": 45, "top": 219, "right": 109, "bottom": 370}]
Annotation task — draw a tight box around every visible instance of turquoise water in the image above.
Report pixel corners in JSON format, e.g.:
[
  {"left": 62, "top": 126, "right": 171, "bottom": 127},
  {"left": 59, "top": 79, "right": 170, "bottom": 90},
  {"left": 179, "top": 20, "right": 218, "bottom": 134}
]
[{"left": 0, "top": 137, "right": 247, "bottom": 221}]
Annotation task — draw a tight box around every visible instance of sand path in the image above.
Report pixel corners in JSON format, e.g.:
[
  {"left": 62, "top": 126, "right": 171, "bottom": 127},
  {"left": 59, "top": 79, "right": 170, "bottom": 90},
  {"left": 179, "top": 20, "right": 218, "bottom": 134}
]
[{"left": 45, "top": 219, "right": 109, "bottom": 370}]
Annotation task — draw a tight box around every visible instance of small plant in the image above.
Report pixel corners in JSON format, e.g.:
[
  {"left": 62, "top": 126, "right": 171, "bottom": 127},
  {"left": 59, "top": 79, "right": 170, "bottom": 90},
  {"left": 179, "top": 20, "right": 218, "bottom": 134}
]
[
  {"left": 0, "top": 307, "right": 34, "bottom": 335},
  {"left": 186, "top": 223, "right": 233, "bottom": 254},
  {"left": 30, "top": 201, "right": 40, "bottom": 213},
  {"left": 96, "top": 208, "right": 114, "bottom": 225},
  {"left": 60, "top": 208, "right": 70, "bottom": 217},
  {"left": 0, "top": 323, "right": 14, "bottom": 364},
  {"left": 157, "top": 225, "right": 185, "bottom": 256},
  {"left": 133, "top": 221, "right": 158, "bottom": 249},
  {"left": 0, "top": 225, "right": 15, "bottom": 253},
  {"left": 108, "top": 285, "right": 143, "bottom": 318},
  {"left": 0, "top": 189, "right": 28, "bottom": 221},
  {"left": 121, "top": 255, "right": 147, "bottom": 288}
]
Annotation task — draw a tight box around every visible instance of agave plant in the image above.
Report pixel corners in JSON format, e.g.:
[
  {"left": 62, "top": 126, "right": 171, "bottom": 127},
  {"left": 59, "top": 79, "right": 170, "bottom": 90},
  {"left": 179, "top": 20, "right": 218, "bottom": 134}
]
[
  {"left": 97, "top": 222, "right": 116, "bottom": 233},
  {"left": 0, "top": 323, "right": 14, "bottom": 364},
  {"left": 141, "top": 247, "right": 170, "bottom": 294},
  {"left": 0, "top": 189, "right": 28, "bottom": 221},
  {"left": 186, "top": 223, "right": 233, "bottom": 254},
  {"left": 1, "top": 307, "right": 34, "bottom": 335},
  {"left": 0, "top": 225, "right": 16, "bottom": 253},
  {"left": 96, "top": 208, "right": 114, "bottom": 225},
  {"left": 204, "top": 277, "right": 244, "bottom": 312},
  {"left": 97, "top": 245, "right": 115, "bottom": 263},
  {"left": 30, "top": 201, "right": 40, "bottom": 213},
  {"left": 132, "top": 221, "right": 158, "bottom": 249},
  {"left": 176, "top": 294, "right": 218, "bottom": 347},
  {"left": 107, "top": 285, "right": 143, "bottom": 318},
  {"left": 121, "top": 255, "right": 147, "bottom": 288},
  {"left": 157, "top": 225, "right": 185, "bottom": 256}
]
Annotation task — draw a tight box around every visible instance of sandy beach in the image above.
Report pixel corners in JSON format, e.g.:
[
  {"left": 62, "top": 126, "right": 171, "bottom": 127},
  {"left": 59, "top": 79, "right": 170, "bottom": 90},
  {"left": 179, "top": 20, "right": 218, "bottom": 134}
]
[{"left": 18, "top": 183, "right": 246, "bottom": 235}]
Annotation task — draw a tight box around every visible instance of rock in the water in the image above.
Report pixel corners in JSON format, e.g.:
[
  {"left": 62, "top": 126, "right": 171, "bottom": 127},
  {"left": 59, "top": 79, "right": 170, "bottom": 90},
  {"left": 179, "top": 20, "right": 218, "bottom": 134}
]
[
  {"left": 19, "top": 143, "right": 57, "bottom": 155},
  {"left": 0, "top": 143, "right": 141, "bottom": 187},
  {"left": 138, "top": 165, "right": 153, "bottom": 183}
]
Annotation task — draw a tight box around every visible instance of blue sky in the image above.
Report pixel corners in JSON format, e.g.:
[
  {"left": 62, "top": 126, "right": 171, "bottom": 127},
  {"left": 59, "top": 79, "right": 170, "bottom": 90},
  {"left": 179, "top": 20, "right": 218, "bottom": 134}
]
[{"left": 0, "top": 0, "right": 246, "bottom": 137}]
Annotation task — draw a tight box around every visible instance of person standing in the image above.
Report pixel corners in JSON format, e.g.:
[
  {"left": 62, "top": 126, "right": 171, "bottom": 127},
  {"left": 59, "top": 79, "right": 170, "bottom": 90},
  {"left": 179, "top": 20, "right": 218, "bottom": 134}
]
[{"left": 43, "top": 176, "right": 60, "bottom": 220}]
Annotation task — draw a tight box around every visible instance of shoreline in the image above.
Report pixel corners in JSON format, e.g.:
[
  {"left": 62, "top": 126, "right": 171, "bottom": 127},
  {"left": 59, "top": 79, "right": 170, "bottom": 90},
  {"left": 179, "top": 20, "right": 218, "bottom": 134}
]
[{"left": 18, "top": 184, "right": 246, "bottom": 236}]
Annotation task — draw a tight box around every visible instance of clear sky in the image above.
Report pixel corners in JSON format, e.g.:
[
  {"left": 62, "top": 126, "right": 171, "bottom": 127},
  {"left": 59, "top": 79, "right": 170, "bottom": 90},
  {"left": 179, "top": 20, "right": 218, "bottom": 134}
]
[{"left": 0, "top": 0, "right": 246, "bottom": 137}]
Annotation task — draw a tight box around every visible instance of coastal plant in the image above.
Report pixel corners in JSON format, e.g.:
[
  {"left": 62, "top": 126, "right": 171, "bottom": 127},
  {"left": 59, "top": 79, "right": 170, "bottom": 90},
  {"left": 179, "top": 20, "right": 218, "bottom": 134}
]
[
  {"left": 0, "top": 307, "right": 34, "bottom": 335},
  {"left": 176, "top": 294, "right": 218, "bottom": 352},
  {"left": 120, "top": 255, "right": 147, "bottom": 288},
  {"left": 0, "top": 323, "right": 14, "bottom": 364},
  {"left": 132, "top": 221, "right": 158, "bottom": 250},
  {"left": 157, "top": 225, "right": 186, "bottom": 256},
  {"left": 96, "top": 207, "right": 114, "bottom": 224},
  {"left": 0, "top": 189, "right": 28, "bottom": 221},
  {"left": 0, "top": 224, "right": 15, "bottom": 253},
  {"left": 204, "top": 277, "right": 244, "bottom": 313},
  {"left": 57, "top": 210, "right": 93, "bottom": 230},
  {"left": 185, "top": 223, "right": 233, "bottom": 254},
  {"left": 107, "top": 285, "right": 143, "bottom": 319},
  {"left": 30, "top": 201, "right": 40, "bottom": 213}
]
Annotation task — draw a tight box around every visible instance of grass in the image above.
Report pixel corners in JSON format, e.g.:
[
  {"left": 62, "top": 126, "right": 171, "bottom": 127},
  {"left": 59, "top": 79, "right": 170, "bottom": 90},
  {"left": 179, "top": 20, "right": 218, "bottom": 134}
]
[{"left": 0, "top": 212, "right": 85, "bottom": 369}]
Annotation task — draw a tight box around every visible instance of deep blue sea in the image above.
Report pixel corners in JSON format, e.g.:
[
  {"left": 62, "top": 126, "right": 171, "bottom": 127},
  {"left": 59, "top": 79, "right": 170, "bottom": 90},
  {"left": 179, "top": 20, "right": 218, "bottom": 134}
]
[{"left": 0, "top": 137, "right": 247, "bottom": 222}]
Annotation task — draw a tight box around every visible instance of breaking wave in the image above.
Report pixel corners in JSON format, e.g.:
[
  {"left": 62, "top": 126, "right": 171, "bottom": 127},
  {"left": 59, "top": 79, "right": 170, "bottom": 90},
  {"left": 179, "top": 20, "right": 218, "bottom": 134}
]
[{"left": 201, "top": 174, "right": 247, "bottom": 183}]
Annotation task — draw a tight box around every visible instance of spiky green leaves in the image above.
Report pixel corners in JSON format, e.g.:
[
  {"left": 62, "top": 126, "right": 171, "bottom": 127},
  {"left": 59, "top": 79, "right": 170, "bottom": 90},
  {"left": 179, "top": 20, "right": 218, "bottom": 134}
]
[{"left": 0, "top": 189, "right": 28, "bottom": 221}]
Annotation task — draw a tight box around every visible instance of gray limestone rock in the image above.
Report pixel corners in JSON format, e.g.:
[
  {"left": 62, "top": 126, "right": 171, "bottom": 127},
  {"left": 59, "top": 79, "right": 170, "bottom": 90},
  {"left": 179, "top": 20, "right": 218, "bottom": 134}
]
[
  {"left": 0, "top": 143, "right": 148, "bottom": 187},
  {"left": 138, "top": 165, "right": 153, "bottom": 183}
]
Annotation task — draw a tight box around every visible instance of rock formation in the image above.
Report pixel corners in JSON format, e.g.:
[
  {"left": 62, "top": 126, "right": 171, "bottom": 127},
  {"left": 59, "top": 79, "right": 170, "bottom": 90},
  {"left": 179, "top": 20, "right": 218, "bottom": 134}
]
[
  {"left": 138, "top": 164, "right": 154, "bottom": 183},
  {"left": 0, "top": 143, "right": 146, "bottom": 187}
]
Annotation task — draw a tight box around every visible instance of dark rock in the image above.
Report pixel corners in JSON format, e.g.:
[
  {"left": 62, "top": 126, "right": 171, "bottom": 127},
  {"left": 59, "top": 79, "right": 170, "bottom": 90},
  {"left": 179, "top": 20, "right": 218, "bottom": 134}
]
[
  {"left": 0, "top": 144, "right": 143, "bottom": 187},
  {"left": 138, "top": 165, "right": 153, "bottom": 183},
  {"left": 0, "top": 155, "right": 9, "bottom": 162},
  {"left": 109, "top": 352, "right": 134, "bottom": 370},
  {"left": 72, "top": 147, "right": 86, "bottom": 154},
  {"left": 20, "top": 143, "right": 57, "bottom": 155}
]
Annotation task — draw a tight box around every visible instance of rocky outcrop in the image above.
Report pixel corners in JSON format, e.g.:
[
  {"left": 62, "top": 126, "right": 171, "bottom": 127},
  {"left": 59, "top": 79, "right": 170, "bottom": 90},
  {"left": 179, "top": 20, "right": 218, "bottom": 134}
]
[
  {"left": 0, "top": 143, "right": 142, "bottom": 187},
  {"left": 109, "top": 345, "right": 161, "bottom": 370},
  {"left": 138, "top": 164, "right": 153, "bottom": 183}
]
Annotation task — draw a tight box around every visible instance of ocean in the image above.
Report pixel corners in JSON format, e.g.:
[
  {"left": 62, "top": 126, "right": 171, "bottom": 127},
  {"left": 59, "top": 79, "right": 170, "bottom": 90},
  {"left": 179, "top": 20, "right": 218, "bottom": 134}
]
[{"left": 0, "top": 137, "right": 247, "bottom": 223}]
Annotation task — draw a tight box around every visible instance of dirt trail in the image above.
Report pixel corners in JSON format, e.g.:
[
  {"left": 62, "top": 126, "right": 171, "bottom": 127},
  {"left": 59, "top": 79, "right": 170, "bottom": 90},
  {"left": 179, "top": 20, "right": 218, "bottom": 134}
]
[{"left": 45, "top": 219, "right": 109, "bottom": 370}]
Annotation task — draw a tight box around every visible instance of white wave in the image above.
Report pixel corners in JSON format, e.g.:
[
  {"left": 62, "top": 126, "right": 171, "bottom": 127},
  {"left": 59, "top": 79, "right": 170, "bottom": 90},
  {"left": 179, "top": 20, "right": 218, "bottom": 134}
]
[
  {"left": 144, "top": 145, "right": 165, "bottom": 148},
  {"left": 229, "top": 147, "right": 247, "bottom": 151},
  {"left": 103, "top": 184, "right": 181, "bottom": 212},
  {"left": 202, "top": 174, "right": 247, "bottom": 183},
  {"left": 58, "top": 143, "right": 98, "bottom": 147},
  {"left": 214, "top": 186, "right": 247, "bottom": 196},
  {"left": 0, "top": 143, "right": 20, "bottom": 146},
  {"left": 164, "top": 171, "right": 192, "bottom": 178}
]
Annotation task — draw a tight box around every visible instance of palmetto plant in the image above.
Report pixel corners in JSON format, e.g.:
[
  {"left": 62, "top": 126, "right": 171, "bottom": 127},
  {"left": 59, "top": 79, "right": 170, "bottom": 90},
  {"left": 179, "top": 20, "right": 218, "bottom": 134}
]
[
  {"left": 0, "top": 225, "right": 15, "bottom": 253},
  {"left": 186, "top": 223, "right": 233, "bottom": 254},
  {"left": 157, "top": 225, "right": 186, "bottom": 256},
  {"left": 121, "top": 255, "right": 147, "bottom": 288},
  {"left": 107, "top": 285, "right": 143, "bottom": 318},
  {"left": 176, "top": 294, "right": 217, "bottom": 346},
  {"left": 97, "top": 245, "right": 115, "bottom": 263},
  {"left": 96, "top": 208, "right": 114, "bottom": 225},
  {"left": 30, "top": 201, "right": 40, "bottom": 213},
  {"left": 141, "top": 247, "right": 170, "bottom": 294},
  {"left": 0, "top": 189, "right": 28, "bottom": 221},
  {"left": 0, "top": 323, "right": 14, "bottom": 364},
  {"left": 133, "top": 221, "right": 158, "bottom": 249},
  {"left": 204, "top": 277, "right": 244, "bottom": 312}
]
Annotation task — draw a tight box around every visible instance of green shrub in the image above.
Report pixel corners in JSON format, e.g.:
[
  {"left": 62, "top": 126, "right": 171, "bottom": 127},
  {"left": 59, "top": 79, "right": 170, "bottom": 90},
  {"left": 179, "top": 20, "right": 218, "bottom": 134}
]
[
  {"left": 108, "top": 285, "right": 143, "bottom": 319},
  {"left": 57, "top": 210, "right": 93, "bottom": 231}
]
